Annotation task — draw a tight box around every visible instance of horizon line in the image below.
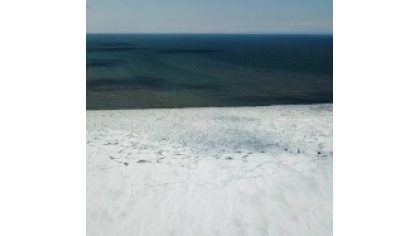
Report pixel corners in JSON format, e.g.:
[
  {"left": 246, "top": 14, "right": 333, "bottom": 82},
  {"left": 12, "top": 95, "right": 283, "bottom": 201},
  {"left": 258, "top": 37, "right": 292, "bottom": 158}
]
[{"left": 86, "top": 32, "right": 333, "bottom": 35}]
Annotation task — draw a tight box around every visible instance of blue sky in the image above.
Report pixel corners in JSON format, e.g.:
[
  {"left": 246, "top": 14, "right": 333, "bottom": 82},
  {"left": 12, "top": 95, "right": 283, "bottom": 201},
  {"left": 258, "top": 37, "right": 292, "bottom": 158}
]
[{"left": 87, "top": 0, "right": 332, "bottom": 34}]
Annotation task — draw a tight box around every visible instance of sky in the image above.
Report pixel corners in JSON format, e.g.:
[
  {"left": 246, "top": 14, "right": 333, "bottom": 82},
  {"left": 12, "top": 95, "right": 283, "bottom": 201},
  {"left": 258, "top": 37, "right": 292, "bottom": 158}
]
[{"left": 87, "top": 0, "right": 332, "bottom": 34}]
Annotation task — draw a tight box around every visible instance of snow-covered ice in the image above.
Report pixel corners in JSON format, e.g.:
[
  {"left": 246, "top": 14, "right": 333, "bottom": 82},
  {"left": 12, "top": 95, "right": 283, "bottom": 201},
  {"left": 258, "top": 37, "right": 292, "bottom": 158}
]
[{"left": 87, "top": 104, "right": 333, "bottom": 236}]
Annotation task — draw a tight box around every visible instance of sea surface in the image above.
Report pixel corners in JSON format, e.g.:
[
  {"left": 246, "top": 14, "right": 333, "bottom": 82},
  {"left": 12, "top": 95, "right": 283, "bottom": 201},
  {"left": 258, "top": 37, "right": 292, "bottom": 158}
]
[{"left": 87, "top": 34, "right": 332, "bottom": 109}]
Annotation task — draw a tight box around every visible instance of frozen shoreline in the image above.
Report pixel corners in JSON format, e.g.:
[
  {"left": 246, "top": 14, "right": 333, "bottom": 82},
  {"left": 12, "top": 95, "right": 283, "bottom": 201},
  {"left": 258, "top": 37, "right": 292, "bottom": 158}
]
[{"left": 87, "top": 104, "right": 333, "bottom": 236}]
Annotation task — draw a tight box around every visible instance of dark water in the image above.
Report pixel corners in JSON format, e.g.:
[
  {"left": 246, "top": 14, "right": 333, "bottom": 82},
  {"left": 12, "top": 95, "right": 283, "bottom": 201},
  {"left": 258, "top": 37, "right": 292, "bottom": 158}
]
[{"left": 87, "top": 34, "right": 332, "bottom": 109}]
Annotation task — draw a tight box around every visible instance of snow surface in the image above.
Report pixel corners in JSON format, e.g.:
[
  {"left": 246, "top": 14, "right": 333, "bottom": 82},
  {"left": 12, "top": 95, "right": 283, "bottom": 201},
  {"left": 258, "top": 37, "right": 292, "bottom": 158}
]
[{"left": 87, "top": 104, "right": 333, "bottom": 236}]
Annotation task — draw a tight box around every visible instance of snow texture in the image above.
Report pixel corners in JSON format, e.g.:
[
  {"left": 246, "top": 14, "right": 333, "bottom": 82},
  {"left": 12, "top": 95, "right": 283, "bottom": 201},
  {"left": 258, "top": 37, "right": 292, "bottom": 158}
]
[{"left": 87, "top": 104, "right": 333, "bottom": 236}]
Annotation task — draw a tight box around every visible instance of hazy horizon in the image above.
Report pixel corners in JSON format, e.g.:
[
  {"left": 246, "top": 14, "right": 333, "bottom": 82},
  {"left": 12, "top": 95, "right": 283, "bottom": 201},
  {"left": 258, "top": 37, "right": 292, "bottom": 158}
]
[
  {"left": 86, "top": 32, "right": 333, "bottom": 35},
  {"left": 87, "top": 0, "right": 332, "bottom": 34}
]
